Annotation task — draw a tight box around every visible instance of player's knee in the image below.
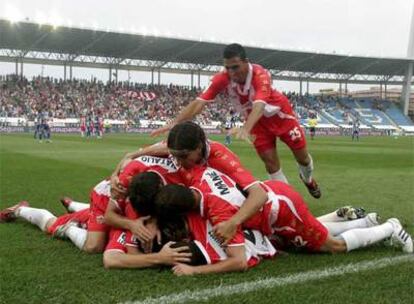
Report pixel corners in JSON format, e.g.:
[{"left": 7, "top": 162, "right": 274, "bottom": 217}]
[
  {"left": 83, "top": 241, "right": 105, "bottom": 254},
  {"left": 321, "top": 237, "right": 347, "bottom": 253},
  {"left": 321, "top": 238, "right": 347, "bottom": 254},
  {"left": 44, "top": 218, "right": 57, "bottom": 233}
]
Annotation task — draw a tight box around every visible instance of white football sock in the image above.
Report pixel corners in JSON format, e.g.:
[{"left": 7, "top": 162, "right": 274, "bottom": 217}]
[
  {"left": 65, "top": 226, "right": 88, "bottom": 250},
  {"left": 68, "top": 201, "right": 89, "bottom": 212},
  {"left": 322, "top": 217, "right": 370, "bottom": 236},
  {"left": 317, "top": 210, "right": 346, "bottom": 223},
  {"left": 268, "top": 168, "right": 289, "bottom": 184},
  {"left": 340, "top": 222, "right": 393, "bottom": 252},
  {"left": 298, "top": 154, "right": 314, "bottom": 183},
  {"left": 16, "top": 207, "right": 56, "bottom": 232}
]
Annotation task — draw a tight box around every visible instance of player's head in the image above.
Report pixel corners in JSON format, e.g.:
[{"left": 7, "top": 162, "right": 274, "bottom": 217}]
[
  {"left": 223, "top": 43, "right": 249, "bottom": 84},
  {"left": 154, "top": 184, "right": 198, "bottom": 220},
  {"left": 127, "top": 172, "right": 163, "bottom": 216},
  {"left": 167, "top": 121, "right": 207, "bottom": 169}
]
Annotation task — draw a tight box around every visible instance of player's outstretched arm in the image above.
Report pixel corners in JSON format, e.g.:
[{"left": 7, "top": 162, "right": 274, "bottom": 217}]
[
  {"left": 235, "top": 102, "right": 265, "bottom": 142},
  {"left": 172, "top": 245, "right": 247, "bottom": 276},
  {"left": 110, "top": 142, "right": 169, "bottom": 196},
  {"left": 112, "top": 142, "right": 169, "bottom": 176},
  {"left": 150, "top": 99, "right": 207, "bottom": 137},
  {"left": 214, "top": 183, "right": 268, "bottom": 244},
  {"left": 103, "top": 242, "right": 192, "bottom": 269},
  {"left": 125, "top": 141, "right": 169, "bottom": 160}
]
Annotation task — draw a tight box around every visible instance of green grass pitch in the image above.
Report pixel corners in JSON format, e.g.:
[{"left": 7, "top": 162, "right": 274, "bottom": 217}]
[{"left": 0, "top": 133, "right": 413, "bottom": 304}]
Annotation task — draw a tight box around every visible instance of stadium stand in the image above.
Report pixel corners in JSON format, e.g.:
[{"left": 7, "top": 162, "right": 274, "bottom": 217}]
[
  {"left": 0, "top": 75, "right": 235, "bottom": 125},
  {"left": 1, "top": 74, "right": 413, "bottom": 134}
]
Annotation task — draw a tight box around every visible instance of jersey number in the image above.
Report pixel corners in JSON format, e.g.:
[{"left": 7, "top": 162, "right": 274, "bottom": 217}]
[{"left": 289, "top": 127, "right": 302, "bottom": 141}]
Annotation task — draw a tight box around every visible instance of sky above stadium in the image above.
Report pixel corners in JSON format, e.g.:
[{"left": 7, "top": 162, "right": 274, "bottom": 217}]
[{"left": 1, "top": 0, "right": 413, "bottom": 92}]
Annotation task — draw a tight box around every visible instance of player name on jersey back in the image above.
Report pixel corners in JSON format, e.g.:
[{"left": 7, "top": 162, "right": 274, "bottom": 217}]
[
  {"left": 135, "top": 156, "right": 178, "bottom": 172},
  {"left": 196, "top": 167, "right": 246, "bottom": 208}
]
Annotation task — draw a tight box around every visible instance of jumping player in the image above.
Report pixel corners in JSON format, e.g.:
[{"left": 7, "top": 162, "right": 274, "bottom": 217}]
[{"left": 151, "top": 44, "right": 321, "bottom": 198}]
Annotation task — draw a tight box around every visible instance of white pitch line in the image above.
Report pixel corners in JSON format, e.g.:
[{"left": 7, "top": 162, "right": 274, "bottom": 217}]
[{"left": 121, "top": 255, "right": 413, "bottom": 304}]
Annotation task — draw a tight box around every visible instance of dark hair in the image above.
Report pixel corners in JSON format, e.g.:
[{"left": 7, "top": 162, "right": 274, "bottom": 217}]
[
  {"left": 223, "top": 43, "right": 246, "bottom": 60},
  {"left": 167, "top": 121, "right": 207, "bottom": 157},
  {"left": 157, "top": 213, "right": 207, "bottom": 266},
  {"left": 171, "top": 241, "right": 207, "bottom": 266},
  {"left": 160, "top": 216, "right": 190, "bottom": 244},
  {"left": 127, "top": 172, "right": 163, "bottom": 216},
  {"left": 154, "top": 184, "right": 196, "bottom": 220}
]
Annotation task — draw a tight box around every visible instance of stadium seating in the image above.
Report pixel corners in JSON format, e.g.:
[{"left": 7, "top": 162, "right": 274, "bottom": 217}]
[
  {"left": 385, "top": 104, "right": 414, "bottom": 126},
  {"left": 1, "top": 75, "right": 412, "bottom": 132},
  {"left": 0, "top": 75, "right": 233, "bottom": 125}
]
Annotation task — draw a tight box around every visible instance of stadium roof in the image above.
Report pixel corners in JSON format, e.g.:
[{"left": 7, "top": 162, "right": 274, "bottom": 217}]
[{"left": 0, "top": 19, "right": 413, "bottom": 84}]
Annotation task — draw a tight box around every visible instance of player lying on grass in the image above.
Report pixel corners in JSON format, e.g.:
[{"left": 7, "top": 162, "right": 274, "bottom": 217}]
[
  {"left": 153, "top": 167, "right": 412, "bottom": 266},
  {"left": 110, "top": 121, "right": 269, "bottom": 245},
  {"left": 103, "top": 211, "right": 276, "bottom": 273},
  {"left": 0, "top": 172, "right": 165, "bottom": 254},
  {"left": 57, "top": 167, "right": 276, "bottom": 273},
  {"left": 0, "top": 201, "right": 91, "bottom": 250},
  {"left": 61, "top": 153, "right": 187, "bottom": 253},
  {"left": 0, "top": 178, "right": 127, "bottom": 254},
  {"left": 0, "top": 149, "right": 196, "bottom": 256},
  {"left": 0, "top": 175, "right": 160, "bottom": 253},
  {"left": 144, "top": 170, "right": 380, "bottom": 276},
  {"left": 103, "top": 189, "right": 370, "bottom": 274},
  {"left": 0, "top": 174, "right": 275, "bottom": 272},
  {"left": 0, "top": 171, "right": 195, "bottom": 268},
  {"left": 2, "top": 171, "right": 396, "bottom": 275},
  {"left": 0, "top": 200, "right": 192, "bottom": 267}
]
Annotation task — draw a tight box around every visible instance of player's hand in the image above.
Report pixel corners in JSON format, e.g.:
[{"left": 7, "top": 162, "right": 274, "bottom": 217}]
[
  {"left": 145, "top": 218, "right": 162, "bottom": 244},
  {"left": 159, "top": 242, "right": 192, "bottom": 265},
  {"left": 232, "top": 127, "right": 253, "bottom": 144},
  {"left": 213, "top": 219, "right": 238, "bottom": 245},
  {"left": 129, "top": 216, "right": 153, "bottom": 243},
  {"left": 110, "top": 175, "right": 127, "bottom": 199},
  {"left": 110, "top": 156, "right": 132, "bottom": 198},
  {"left": 150, "top": 125, "right": 171, "bottom": 137},
  {"left": 140, "top": 218, "right": 162, "bottom": 253},
  {"left": 172, "top": 263, "right": 196, "bottom": 276}
]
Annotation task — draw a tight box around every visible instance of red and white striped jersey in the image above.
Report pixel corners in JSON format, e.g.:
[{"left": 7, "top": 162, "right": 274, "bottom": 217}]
[
  {"left": 187, "top": 212, "right": 276, "bottom": 267},
  {"left": 199, "top": 63, "right": 296, "bottom": 121}
]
